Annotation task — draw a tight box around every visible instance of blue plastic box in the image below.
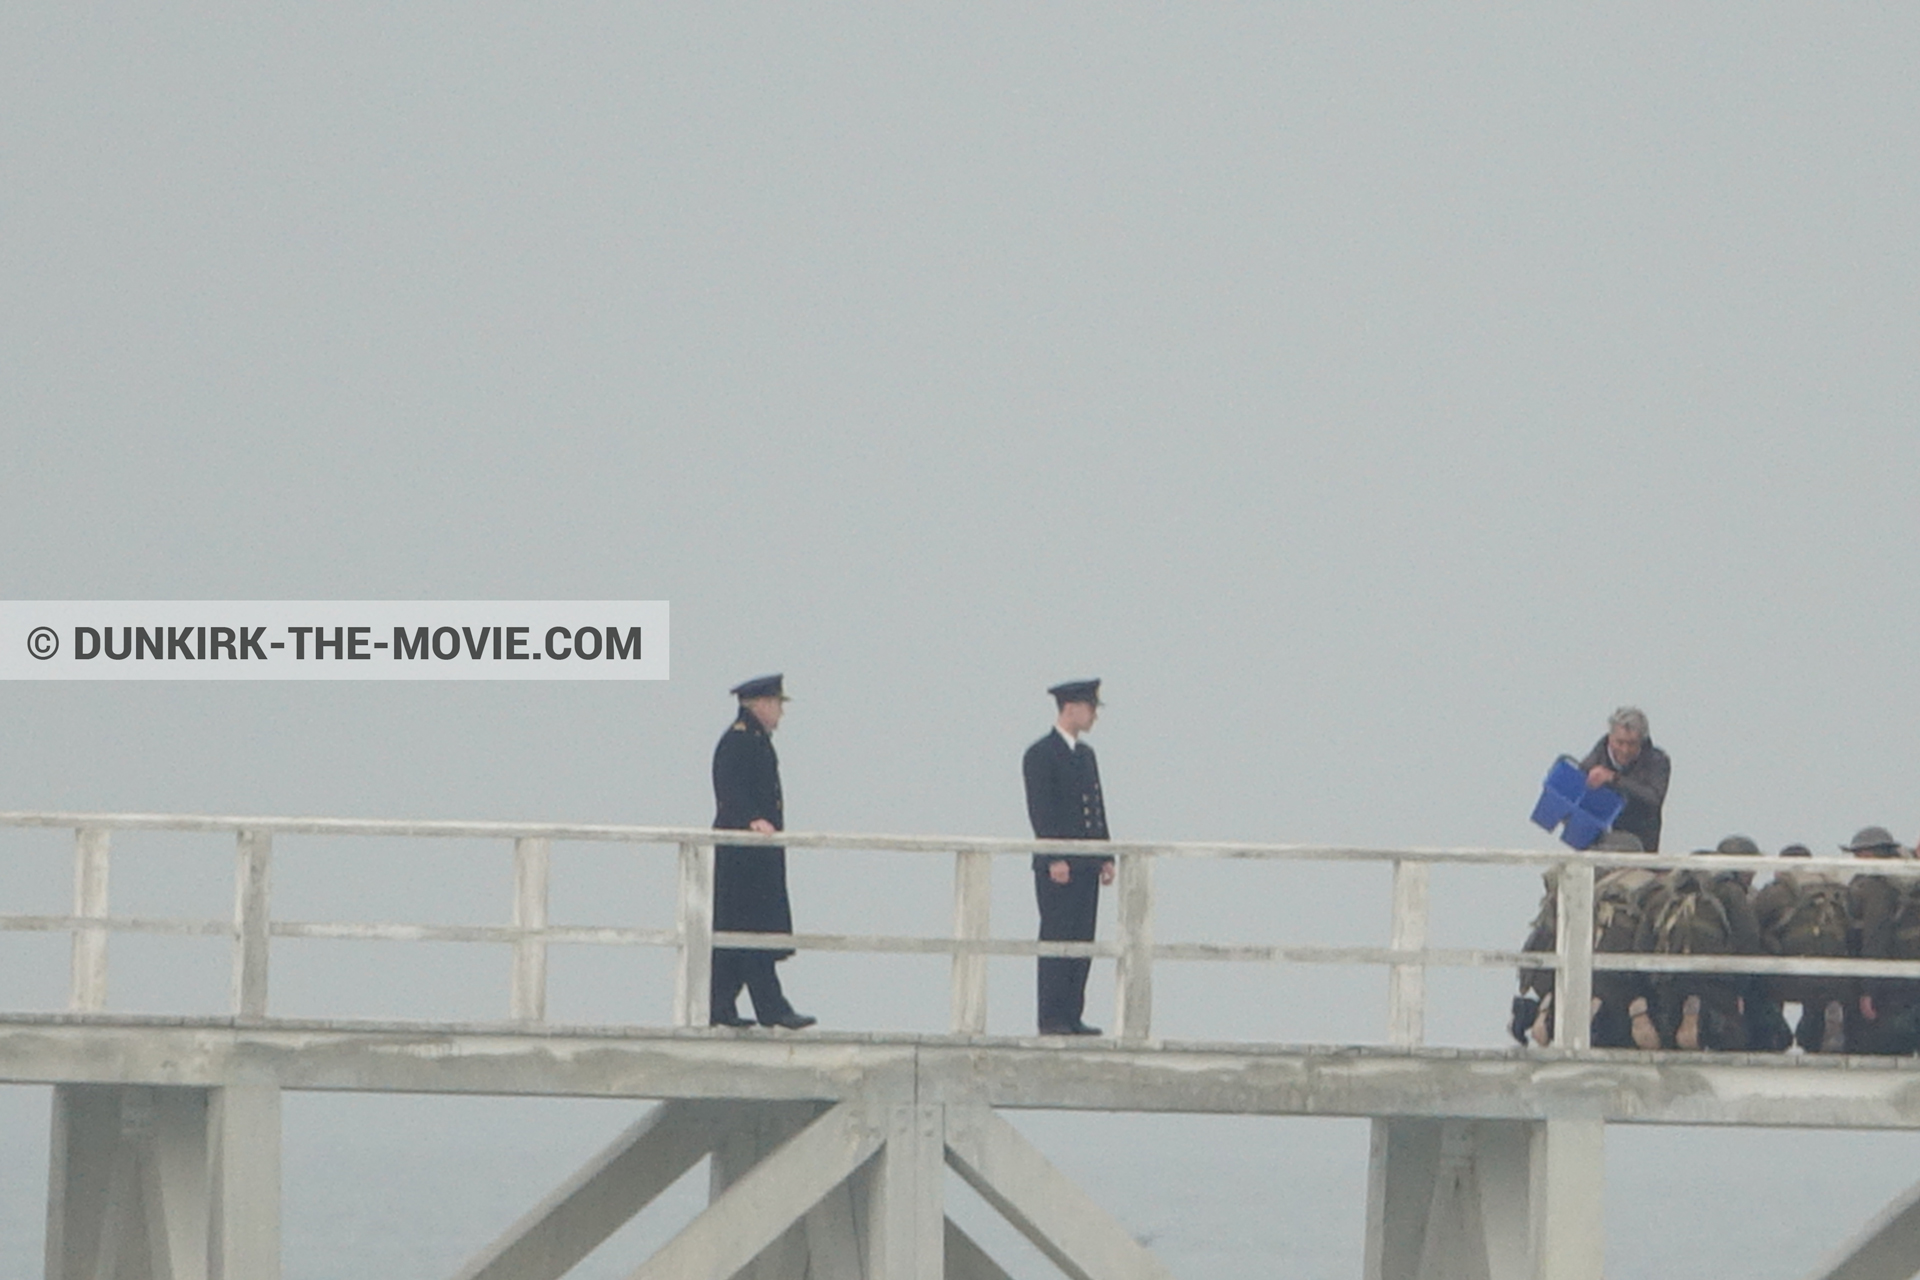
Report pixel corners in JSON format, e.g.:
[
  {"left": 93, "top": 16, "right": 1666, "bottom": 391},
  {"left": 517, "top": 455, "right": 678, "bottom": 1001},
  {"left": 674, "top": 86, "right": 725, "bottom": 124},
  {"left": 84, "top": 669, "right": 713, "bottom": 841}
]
[
  {"left": 1529, "top": 756, "right": 1627, "bottom": 849},
  {"left": 1561, "top": 785, "right": 1626, "bottom": 850},
  {"left": 1529, "top": 756, "right": 1586, "bottom": 831}
]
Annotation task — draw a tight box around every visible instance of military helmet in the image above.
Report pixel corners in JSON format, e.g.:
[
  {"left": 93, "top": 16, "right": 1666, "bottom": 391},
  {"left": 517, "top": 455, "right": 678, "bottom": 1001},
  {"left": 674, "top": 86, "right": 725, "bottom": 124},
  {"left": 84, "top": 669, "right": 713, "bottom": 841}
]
[{"left": 1843, "top": 826, "right": 1904, "bottom": 857}]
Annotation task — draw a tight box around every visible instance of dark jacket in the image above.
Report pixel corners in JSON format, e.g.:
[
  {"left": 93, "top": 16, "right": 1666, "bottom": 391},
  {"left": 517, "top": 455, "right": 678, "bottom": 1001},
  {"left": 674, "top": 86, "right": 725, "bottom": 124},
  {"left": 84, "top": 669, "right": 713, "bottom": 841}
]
[
  {"left": 1850, "top": 871, "right": 1920, "bottom": 1009},
  {"left": 1022, "top": 729, "right": 1112, "bottom": 873},
  {"left": 1753, "top": 870, "right": 1853, "bottom": 955},
  {"left": 711, "top": 708, "right": 793, "bottom": 941},
  {"left": 1579, "top": 736, "right": 1672, "bottom": 852}
]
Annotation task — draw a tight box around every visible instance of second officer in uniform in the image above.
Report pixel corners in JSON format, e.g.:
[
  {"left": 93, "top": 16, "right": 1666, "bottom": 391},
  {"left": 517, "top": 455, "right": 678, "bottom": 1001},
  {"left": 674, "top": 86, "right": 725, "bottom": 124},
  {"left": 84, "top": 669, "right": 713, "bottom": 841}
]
[{"left": 1023, "top": 678, "right": 1114, "bottom": 1035}]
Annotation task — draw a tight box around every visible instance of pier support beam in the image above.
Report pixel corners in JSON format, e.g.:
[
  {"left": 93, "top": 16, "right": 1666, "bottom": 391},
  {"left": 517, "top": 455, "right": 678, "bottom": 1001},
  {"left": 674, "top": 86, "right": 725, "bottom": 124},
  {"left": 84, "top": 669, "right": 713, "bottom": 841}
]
[
  {"left": 708, "top": 1102, "right": 824, "bottom": 1280},
  {"left": 448, "top": 1097, "right": 1171, "bottom": 1280},
  {"left": 944, "top": 1106, "right": 1173, "bottom": 1280},
  {"left": 452, "top": 1101, "right": 729, "bottom": 1280},
  {"left": 1363, "top": 1118, "right": 1602, "bottom": 1280},
  {"left": 864, "top": 1105, "right": 945, "bottom": 1280},
  {"left": 632, "top": 1100, "right": 884, "bottom": 1280},
  {"left": 45, "top": 1082, "right": 281, "bottom": 1280}
]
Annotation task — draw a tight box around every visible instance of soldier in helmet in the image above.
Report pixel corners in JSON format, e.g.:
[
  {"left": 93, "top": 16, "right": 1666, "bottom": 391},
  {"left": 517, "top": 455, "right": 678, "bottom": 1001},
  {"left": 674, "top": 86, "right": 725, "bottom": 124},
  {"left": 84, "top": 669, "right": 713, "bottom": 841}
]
[
  {"left": 1844, "top": 826, "right": 1919, "bottom": 1054},
  {"left": 708, "top": 674, "right": 815, "bottom": 1030},
  {"left": 1633, "top": 837, "right": 1762, "bottom": 1050},
  {"left": 1753, "top": 841, "right": 1856, "bottom": 1052},
  {"left": 1024, "top": 678, "right": 1115, "bottom": 1036},
  {"left": 1512, "top": 829, "right": 1658, "bottom": 1048}
]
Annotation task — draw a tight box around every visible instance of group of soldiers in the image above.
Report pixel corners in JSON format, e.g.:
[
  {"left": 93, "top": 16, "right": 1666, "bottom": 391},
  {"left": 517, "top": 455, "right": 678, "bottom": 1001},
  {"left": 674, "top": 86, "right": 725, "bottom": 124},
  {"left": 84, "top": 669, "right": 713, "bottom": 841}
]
[{"left": 1513, "top": 707, "right": 1920, "bottom": 1054}]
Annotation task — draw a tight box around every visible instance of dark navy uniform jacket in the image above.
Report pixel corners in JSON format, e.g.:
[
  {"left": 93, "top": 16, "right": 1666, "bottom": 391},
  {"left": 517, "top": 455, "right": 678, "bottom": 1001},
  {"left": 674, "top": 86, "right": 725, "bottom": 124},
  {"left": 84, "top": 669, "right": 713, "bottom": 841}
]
[
  {"left": 712, "top": 709, "right": 794, "bottom": 944},
  {"left": 1022, "top": 730, "right": 1112, "bottom": 873}
]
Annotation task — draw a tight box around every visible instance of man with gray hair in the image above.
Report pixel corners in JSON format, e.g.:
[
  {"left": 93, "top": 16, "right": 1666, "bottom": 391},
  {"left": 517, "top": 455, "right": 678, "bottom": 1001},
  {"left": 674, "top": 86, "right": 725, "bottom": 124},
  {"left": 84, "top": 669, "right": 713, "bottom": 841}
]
[{"left": 1579, "top": 706, "right": 1672, "bottom": 851}]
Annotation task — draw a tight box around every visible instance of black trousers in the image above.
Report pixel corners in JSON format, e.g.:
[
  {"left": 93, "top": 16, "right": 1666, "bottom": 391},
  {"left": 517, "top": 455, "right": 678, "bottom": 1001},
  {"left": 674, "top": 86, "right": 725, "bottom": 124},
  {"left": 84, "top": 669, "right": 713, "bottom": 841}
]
[
  {"left": 1856, "top": 993, "right": 1920, "bottom": 1056},
  {"left": 710, "top": 948, "right": 792, "bottom": 1023},
  {"left": 1769, "top": 977, "right": 1858, "bottom": 1052},
  {"left": 1035, "top": 867, "right": 1101, "bottom": 1028}
]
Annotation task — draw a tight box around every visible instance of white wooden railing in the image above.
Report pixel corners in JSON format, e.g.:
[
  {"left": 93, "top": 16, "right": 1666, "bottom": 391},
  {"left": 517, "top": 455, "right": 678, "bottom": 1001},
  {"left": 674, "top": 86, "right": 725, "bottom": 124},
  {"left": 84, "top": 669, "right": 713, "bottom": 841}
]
[{"left": 7, "top": 811, "right": 1920, "bottom": 1051}]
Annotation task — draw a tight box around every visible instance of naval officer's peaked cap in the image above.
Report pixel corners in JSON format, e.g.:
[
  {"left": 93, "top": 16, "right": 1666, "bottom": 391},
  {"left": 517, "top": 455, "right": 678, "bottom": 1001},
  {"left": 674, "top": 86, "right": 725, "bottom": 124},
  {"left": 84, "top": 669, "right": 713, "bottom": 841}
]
[
  {"left": 1047, "top": 678, "right": 1102, "bottom": 706},
  {"left": 730, "top": 674, "right": 788, "bottom": 701}
]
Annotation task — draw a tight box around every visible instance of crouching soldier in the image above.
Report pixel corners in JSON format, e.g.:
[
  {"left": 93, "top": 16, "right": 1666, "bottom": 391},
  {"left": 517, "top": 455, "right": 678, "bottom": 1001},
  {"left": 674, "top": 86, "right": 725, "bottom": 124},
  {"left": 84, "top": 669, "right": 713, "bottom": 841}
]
[
  {"left": 1634, "top": 840, "right": 1763, "bottom": 1050},
  {"left": 1512, "top": 830, "right": 1658, "bottom": 1047},
  {"left": 1844, "top": 827, "right": 1920, "bottom": 1055},
  {"left": 1752, "top": 842, "right": 1855, "bottom": 1053}
]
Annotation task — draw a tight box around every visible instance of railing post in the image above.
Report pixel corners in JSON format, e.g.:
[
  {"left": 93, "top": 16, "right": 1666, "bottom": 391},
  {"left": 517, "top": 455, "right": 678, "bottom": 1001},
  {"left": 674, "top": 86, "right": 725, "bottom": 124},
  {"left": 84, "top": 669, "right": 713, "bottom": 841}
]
[
  {"left": 1387, "top": 859, "right": 1429, "bottom": 1047},
  {"left": 70, "top": 827, "right": 110, "bottom": 1012},
  {"left": 232, "top": 829, "right": 273, "bottom": 1018},
  {"left": 1113, "top": 850, "right": 1154, "bottom": 1042},
  {"left": 511, "top": 837, "right": 551, "bottom": 1022},
  {"left": 1553, "top": 860, "right": 1595, "bottom": 1051},
  {"left": 674, "top": 841, "right": 715, "bottom": 1028},
  {"left": 950, "top": 849, "right": 991, "bottom": 1034}
]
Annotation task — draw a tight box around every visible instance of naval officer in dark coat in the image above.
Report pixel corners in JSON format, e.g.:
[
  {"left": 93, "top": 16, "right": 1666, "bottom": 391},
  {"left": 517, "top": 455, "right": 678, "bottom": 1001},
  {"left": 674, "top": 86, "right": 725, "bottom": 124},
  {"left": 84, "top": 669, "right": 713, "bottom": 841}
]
[
  {"left": 1023, "top": 678, "right": 1115, "bottom": 1035},
  {"left": 710, "top": 674, "right": 814, "bottom": 1029}
]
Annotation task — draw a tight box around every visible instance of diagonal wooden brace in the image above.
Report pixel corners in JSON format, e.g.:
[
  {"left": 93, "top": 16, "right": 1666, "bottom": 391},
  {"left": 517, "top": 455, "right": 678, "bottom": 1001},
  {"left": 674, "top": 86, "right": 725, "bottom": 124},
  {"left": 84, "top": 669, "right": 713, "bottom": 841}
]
[
  {"left": 943, "top": 1107, "right": 1173, "bottom": 1280},
  {"left": 626, "top": 1101, "right": 885, "bottom": 1280},
  {"left": 451, "top": 1100, "right": 731, "bottom": 1280}
]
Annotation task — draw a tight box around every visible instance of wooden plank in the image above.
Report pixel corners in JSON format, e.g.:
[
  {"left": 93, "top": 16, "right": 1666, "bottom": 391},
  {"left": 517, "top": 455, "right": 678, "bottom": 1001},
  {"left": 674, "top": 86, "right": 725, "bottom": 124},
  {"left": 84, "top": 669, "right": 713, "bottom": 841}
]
[
  {"left": 1363, "top": 1117, "right": 1442, "bottom": 1280},
  {"left": 1387, "top": 861, "right": 1429, "bottom": 1048},
  {"left": 1529, "top": 1119, "right": 1602, "bottom": 1280},
  {"left": 232, "top": 831, "right": 272, "bottom": 1018},
  {"left": 0, "top": 916, "right": 230, "bottom": 938},
  {"left": 46, "top": 1084, "right": 122, "bottom": 1280},
  {"left": 1113, "top": 853, "right": 1154, "bottom": 1043},
  {"left": 69, "top": 829, "right": 110, "bottom": 1013},
  {"left": 708, "top": 1102, "right": 818, "bottom": 1280},
  {"left": 675, "top": 843, "right": 714, "bottom": 1029},
  {"left": 1552, "top": 864, "right": 1595, "bottom": 1051},
  {"left": 627, "top": 1101, "right": 883, "bottom": 1280},
  {"left": 210, "top": 1083, "right": 281, "bottom": 1280},
  {"left": 145, "top": 1087, "right": 213, "bottom": 1280},
  {"left": 866, "top": 1105, "right": 944, "bottom": 1280},
  {"left": 803, "top": 1172, "right": 868, "bottom": 1280},
  {"left": 511, "top": 838, "right": 550, "bottom": 1023},
  {"left": 950, "top": 850, "right": 992, "bottom": 1035},
  {"left": 944, "top": 1106, "right": 1173, "bottom": 1280},
  {"left": 11, "top": 809, "right": 1908, "bottom": 877}
]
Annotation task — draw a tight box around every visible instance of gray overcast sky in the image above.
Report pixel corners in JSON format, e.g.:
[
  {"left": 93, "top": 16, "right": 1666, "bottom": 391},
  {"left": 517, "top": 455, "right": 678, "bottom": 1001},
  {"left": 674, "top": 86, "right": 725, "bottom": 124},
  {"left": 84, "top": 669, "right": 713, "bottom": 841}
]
[{"left": 3, "top": 7, "right": 1918, "bottom": 1277}]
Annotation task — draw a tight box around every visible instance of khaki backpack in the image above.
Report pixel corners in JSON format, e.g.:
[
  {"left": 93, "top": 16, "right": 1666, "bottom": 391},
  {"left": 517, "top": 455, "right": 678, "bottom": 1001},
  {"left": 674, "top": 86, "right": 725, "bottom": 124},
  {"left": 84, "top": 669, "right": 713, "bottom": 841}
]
[
  {"left": 1648, "top": 870, "right": 1735, "bottom": 955},
  {"left": 1887, "top": 880, "right": 1920, "bottom": 960},
  {"left": 1771, "top": 873, "right": 1852, "bottom": 958},
  {"left": 1593, "top": 867, "right": 1658, "bottom": 953}
]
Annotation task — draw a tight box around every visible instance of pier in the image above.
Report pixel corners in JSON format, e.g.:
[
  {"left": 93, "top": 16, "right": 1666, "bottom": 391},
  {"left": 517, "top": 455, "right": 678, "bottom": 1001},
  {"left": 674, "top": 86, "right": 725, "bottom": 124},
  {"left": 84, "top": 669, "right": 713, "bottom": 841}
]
[{"left": 4, "top": 811, "right": 1920, "bottom": 1280}]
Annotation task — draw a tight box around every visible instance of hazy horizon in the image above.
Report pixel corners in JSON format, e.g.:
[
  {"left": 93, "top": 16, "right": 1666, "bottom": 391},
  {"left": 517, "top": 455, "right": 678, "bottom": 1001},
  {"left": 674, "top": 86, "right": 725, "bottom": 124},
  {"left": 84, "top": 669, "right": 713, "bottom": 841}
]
[{"left": 6, "top": 5, "right": 1920, "bottom": 1276}]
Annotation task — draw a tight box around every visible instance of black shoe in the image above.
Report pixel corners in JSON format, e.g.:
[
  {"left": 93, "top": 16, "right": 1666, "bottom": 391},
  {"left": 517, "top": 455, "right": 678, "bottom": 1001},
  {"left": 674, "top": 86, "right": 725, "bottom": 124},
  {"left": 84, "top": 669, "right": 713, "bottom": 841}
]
[
  {"left": 1068, "top": 1020, "right": 1102, "bottom": 1036},
  {"left": 760, "top": 1011, "right": 817, "bottom": 1030},
  {"left": 711, "top": 1011, "right": 754, "bottom": 1028},
  {"left": 1038, "top": 1022, "right": 1076, "bottom": 1035}
]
